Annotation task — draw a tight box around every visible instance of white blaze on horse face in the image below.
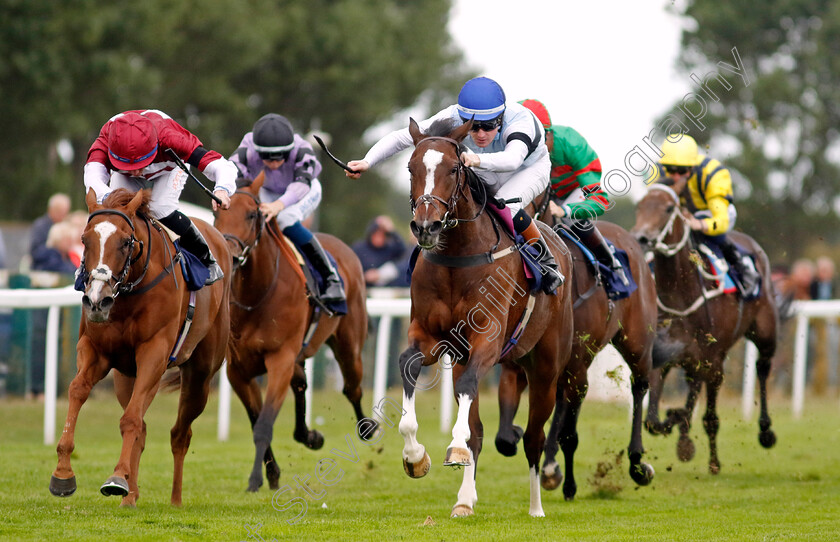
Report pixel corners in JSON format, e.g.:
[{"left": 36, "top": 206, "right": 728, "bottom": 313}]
[
  {"left": 422, "top": 149, "right": 444, "bottom": 200},
  {"left": 398, "top": 390, "right": 426, "bottom": 463},
  {"left": 86, "top": 222, "right": 117, "bottom": 303}
]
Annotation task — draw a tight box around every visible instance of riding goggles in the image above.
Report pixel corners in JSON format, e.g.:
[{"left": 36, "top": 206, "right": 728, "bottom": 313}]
[
  {"left": 461, "top": 116, "right": 502, "bottom": 132},
  {"left": 258, "top": 151, "right": 290, "bottom": 162},
  {"left": 664, "top": 165, "right": 691, "bottom": 175}
]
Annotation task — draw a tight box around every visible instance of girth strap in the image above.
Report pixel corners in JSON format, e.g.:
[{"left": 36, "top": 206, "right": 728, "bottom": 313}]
[{"left": 421, "top": 245, "right": 517, "bottom": 268}]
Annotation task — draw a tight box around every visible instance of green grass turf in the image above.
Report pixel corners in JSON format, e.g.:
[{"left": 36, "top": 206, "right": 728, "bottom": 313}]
[{"left": 0, "top": 386, "right": 838, "bottom": 541}]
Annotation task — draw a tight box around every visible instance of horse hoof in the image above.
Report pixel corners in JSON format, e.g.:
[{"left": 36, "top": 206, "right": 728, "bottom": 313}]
[
  {"left": 677, "top": 437, "right": 695, "bottom": 462},
  {"left": 709, "top": 461, "right": 721, "bottom": 475},
  {"left": 540, "top": 463, "right": 563, "bottom": 491},
  {"left": 307, "top": 430, "right": 325, "bottom": 450},
  {"left": 443, "top": 446, "right": 471, "bottom": 467},
  {"left": 645, "top": 420, "right": 669, "bottom": 436},
  {"left": 759, "top": 430, "right": 776, "bottom": 449},
  {"left": 630, "top": 462, "right": 655, "bottom": 486},
  {"left": 100, "top": 476, "right": 129, "bottom": 497},
  {"left": 451, "top": 504, "right": 473, "bottom": 517},
  {"left": 494, "top": 425, "right": 523, "bottom": 457},
  {"left": 403, "top": 452, "right": 431, "bottom": 478},
  {"left": 49, "top": 475, "right": 77, "bottom": 497},
  {"left": 358, "top": 421, "right": 381, "bottom": 442}
]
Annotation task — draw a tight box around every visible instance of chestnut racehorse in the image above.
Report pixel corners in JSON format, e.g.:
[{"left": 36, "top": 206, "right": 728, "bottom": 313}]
[
  {"left": 397, "top": 118, "right": 574, "bottom": 517},
  {"left": 214, "top": 173, "right": 371, "bottom": 492},
  {"left": 632, "top": 184, "right": 777, "bottom": 473},
  {"left": 496, "top": 213, "right": 657, "bottom": 500},
  {"left": 50, "top": 189, "right": 231, "bottom": 506}
]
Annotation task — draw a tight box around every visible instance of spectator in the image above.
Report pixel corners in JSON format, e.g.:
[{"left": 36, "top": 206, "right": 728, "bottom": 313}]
[
  {"left": 30, "top": 193, "right": 71, "bottom": 258},
  {"left": 65, "top": 211, "right": 89, "bottom": 267},
  {"left": 810, "top": 256, "right": 835, "bottom": 300},
  {"left": 789, "top": 258, "right": 815, "bottom": 301},
  {"left": 352, "top": 216, "right": 408, "bottom": 288},
  {"left": 809, "top": 256, "right": 837, "bottom": 395}
]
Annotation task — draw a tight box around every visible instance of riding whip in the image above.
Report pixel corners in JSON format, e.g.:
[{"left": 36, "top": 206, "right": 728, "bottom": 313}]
[
  {"left": 164, "top": 148, "right": 223, "bottom": 205},
  {"left": 313, "top": 135, "right": 356, "bottom": 173}
]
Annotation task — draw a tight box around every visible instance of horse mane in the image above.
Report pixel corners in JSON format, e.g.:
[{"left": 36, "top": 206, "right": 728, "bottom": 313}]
[
  {"left": 103, "top": 188, "right": 151, "bottom": 215},
  {"left": 423, "top": 118, "right": 460, "bottom": 138}
]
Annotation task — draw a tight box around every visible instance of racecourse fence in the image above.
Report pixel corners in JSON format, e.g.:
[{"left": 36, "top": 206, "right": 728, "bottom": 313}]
[{"left": 0, "top": 285, "right": 835, "bottom": 445}]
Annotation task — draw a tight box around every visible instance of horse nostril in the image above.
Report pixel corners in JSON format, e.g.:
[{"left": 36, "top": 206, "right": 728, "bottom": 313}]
[
  {"left": 409, "top": 221, "right": 421, "bottom": 238},
  {"left": 82, "top": 295, "right": 92, "bottom": 309},
  {"left": 428, "top": 221, "right": 443, "bottom": 235},
  {"left": 100, "top": 296, "right": 115, "bottom": 312},
  {"left": 635, "top": 234, "right": 649, "bottom": 246}
]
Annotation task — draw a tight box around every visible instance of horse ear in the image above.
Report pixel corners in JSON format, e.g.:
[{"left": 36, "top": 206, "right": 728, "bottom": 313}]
[
  {"left": 450, "top": 116, "right": 473, "bottom": 143},
  {"left": 251, "top": 170, "right": 265, "bottom": 194},
  {"left": 85, "top": 189, "right": 101, "bottom": 213},
  {"left": 408, "top": 118, "right": 425, "bottom": 145},
  {"left": 126, "top": 189, "right": 145, "bottom": 216}
]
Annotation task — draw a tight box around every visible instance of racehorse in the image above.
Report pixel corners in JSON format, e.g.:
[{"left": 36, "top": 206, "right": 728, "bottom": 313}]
[
  {"left": 50, "top": 189, "right": 231, "bottom": 506},
  {"left": 496, "top": 206, "right": 657, "bottom": 500},
  {"left": 632, "top": 183, "right": 777, "bottom": 473},
  {"left": 398, "top": 118, "right": 574, "bottom": 517},
  {"left": 214, "top": 172, "right": 372, "bottom": 492}
]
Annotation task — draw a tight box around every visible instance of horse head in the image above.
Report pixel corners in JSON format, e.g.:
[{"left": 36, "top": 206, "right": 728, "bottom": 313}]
[
  {"left": 215, "top": 172, "right": 266, "bottom": 269},
  {"left": 80, "top": 188, "right": 147, "bottom": 322},
  {"left": 631, "top": 184, "right": 689, "bottom": 255},
  {"left": 407, "top": 117, "right": 473, "bottom": 249}
]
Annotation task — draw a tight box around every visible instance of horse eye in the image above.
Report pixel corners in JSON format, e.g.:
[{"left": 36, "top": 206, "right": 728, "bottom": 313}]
[
  {"left": 121, "top": 239, "right": 132, "bottom": 250},
  {"left": 666, "top": 204, "right": 675, "bottom": 214},
  {"left": 248, "top": 211, "right": 259, "bottom": 221},
  {"left": 450, "top": 166, "right": 458, "bottom": 174}
]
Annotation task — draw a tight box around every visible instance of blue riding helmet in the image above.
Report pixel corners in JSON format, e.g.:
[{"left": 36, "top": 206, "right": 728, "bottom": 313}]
[{"left": 457, "top": 77, "right": 506, "bottom": 121}]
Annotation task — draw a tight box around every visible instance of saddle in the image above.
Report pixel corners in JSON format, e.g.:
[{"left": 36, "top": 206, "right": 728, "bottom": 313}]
[
  {"left": 695, "top": 240, "right": 760, "bottom": 300},
  {"left": 553, "top": 225, "right": 637, "bottom": 302}
]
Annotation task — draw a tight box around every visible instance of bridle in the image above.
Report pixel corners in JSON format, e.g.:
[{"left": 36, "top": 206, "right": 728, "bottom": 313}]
[
  {"left": 410, "top": 136, "right": 486, "bottom": 230},
  {"left": 84, "top": 209, "right": 149, "bottom": 298},
  {"left": 645, "top": 184, "right": 691, "bottom": 257},
  {"left": 223, "top": 190, "right": 266, "bottom": 269}
]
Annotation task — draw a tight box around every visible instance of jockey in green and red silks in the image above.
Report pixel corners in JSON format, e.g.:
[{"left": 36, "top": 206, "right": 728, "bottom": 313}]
[{"left": 520, "top": 99, "right": 627, "bottom": 285}]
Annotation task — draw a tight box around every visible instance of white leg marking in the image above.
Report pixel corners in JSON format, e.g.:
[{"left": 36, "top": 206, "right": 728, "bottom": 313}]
[
  {"left": 529, "top": 465, "right": 545, "bottom": 517},
  {"left": 399, "top": 391, "right": 425, "bottom": 463},
  {"left": 455, "top": 448, "right": 477, "bottom": 509},
  {"left": 447, "top": 393, "right": 472, "bottom": 450},
  {"left": 422, "top": 149, "right": 444, "bottom": 198}
]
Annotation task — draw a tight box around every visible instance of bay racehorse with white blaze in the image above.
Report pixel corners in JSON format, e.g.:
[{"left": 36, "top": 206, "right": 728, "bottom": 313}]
[
  {"left": 632, "top": 183, "right": 777, "bottom": 474},
  {"left": 397, "top": 118, "right": 574, "bottom": 517},
  {"left": 50, "top": 189, "right": 231, "bottom": 506}
]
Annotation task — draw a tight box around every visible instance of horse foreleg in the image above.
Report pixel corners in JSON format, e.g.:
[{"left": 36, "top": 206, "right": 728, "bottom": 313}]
[
  {"left": 249, "top": 348, "right": 295, "bottom": 493},
  {"left": 102, "top": 344, "right": 166, "bottom": 501},
  {"left": 628, "top": 370, "right": 655, "bottom": 486},
  {"left": 495, "top": 361, "right": 527, "bottom": 457},
  {"left": 673, "top": 376, "right": 701, "bottom": 463},
  {"left": 113, "top": 373, "right": 152, "bottom": 507},
  {"left": 291, "top": 358, "right": 324, "bottom": 450},
  {"left": 645, "top": 366, "right": 670, "bottom": 435},
  {"left": 397, "top": 345, "right": 431, "bottom": 478},
  {"left": 557, "top": 365, "right": 586, "bottom": 501},
  {"left": 450, "top": 362, "right": 485, "bottom": 518},
  {"left": 50, "top": 339, "right": 110, "bottom": 498},
  {"left": 703, "top": 376, "right": 723, "bottom": 474}
]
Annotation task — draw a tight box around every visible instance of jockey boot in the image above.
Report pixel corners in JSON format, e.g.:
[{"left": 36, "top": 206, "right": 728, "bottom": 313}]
[
  {"left": 513, "top": 209, "right": 565, "bottom": 294},
  {"left": 581, "top": 225, "right": 630, "bottom": 286},
  {"left": 159, "top": 210, "right": 224, "bottom": 285},
  {"left": 718, "top": 235, "right": 759, "bottom": 295},
  {"left": 299, "top": 236, "right": 346, "bottom": 304}
]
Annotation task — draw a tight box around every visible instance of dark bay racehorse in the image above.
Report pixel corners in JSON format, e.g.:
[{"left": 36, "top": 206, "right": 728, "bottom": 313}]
[
  {"left": 50, "top": 189, "right": 231, "bottom": 506},
  {"left": 632, "top": 184, "right": 777, "bottom": 473},
  {"left": 214, "top": 173, "right": 372, "bottom": 492},
  {"left": 398, "top": 118, "right": 574, "bottom": 517},
  {"left": 496, "top": 213, "right": 657, "bottom": 500}
]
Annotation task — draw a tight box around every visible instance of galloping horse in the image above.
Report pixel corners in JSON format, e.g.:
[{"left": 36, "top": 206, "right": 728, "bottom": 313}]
[
  {"left": 50, "top": 189, "right": 231, "bottom": 506},
  {"left": 632, "top": 184, "right": 777, "bottom": 473},
  {"left": 496, "top": 210, "right": 657, "bottom": 500},
  {"left": 214, "top": 173, "right": 371, "bottom": 492},
  {"left": 398, "top": 118, "right": 574, "bottom": 517}
]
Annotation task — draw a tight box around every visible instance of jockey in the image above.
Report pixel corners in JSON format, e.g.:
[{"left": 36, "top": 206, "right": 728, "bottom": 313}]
[
  {"left": 345, "top": 77, "right": 564, "bottom": 295},
  {"left": 657, "top": 133, "right": 760, "bottom": 294},
  {"left": 84, "top": 109, "right": 235, "bottom": 285},
  {"left": 520, "top": 99, "right": 629, "bottom": 286},
  {"left": 230, "top": 113, "right": 345, "bottom": 303}
]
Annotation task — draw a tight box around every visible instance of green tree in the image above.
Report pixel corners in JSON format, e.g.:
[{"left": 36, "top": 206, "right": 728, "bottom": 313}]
[
  {"left": 659, "top": 0, "right": 840, "bottom": 262},
  {"left": 0, "top": 0, "right": 467, "bottom": 243}
]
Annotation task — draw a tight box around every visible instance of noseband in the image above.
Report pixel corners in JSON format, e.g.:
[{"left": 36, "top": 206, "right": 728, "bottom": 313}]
[
  {"left": 411, "top": 136, "right": 485, "bottom": 229},
  {"left": 85, "top": 209, "right": 146, "bottom": 297},
  {"left": 646, "top": 184, "right": 691, "bottom": 257},
  {"left": 223, "top": 190, "right": 266, "bottom": 268}
]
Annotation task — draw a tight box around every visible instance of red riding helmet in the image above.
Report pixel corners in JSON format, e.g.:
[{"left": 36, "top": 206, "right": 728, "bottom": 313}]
[
  {"left": 107, "top": 112, "right": 159, "bottom": 170},
  {"left": 519, "top": 99, "right": 552, "bottom": 130}
]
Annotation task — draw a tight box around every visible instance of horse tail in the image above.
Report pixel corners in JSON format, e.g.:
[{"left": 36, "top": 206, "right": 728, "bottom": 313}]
[
  {"left": 651, "top": 328, "right": 684, "bottom": 369},
  {"left": 159, "top": 369, "right": 182, "bottom": 393}
]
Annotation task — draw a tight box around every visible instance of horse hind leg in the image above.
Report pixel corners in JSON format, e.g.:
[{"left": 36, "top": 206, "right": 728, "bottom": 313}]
[
  {"left": 756, "top": 352, "right": 777, "bottom": 448},
  {"left": 523, "top": 346, "right": 561, "bottom": 517},
  {"left": 645, "top": 366, "right": 672, "bottom": 435},
  {"left": 703, "top": 376, "right": 723, "bottom": 474},
  {"left": 614, "top": 342, "right": 655, "bottom": 486},
  {"left": 495, "top": 362, "right": 526, "bottom": 457},
  {"left": 326, "top": 331, "right": 378, "bottom": 442},
  {"left": 672, "top": 376, "right": 702, "bottom": 463},
  {"left": 290, "top": 358, "right": 324, "bottom": 450},
  {"left": 747, "top": 320, "right": 777, "bottom": 449},
  {"left": 113, "top": 373, "right": 151, "bottom": 507}
]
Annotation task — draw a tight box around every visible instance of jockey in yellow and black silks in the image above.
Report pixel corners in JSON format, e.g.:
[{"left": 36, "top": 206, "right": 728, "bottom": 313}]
[{"left": 654, "top": 133, "right": 760, "bottom": 294}]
